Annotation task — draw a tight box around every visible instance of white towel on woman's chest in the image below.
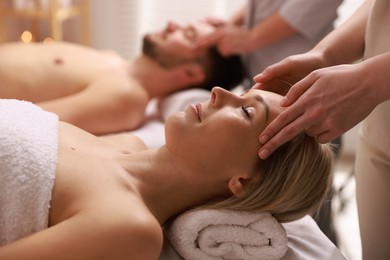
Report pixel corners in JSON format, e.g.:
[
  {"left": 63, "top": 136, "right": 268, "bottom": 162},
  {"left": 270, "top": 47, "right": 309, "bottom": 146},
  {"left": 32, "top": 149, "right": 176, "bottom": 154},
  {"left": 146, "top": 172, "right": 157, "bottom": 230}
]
[{"left": 0, "top": 99, "right": 58, "bottom": 245}]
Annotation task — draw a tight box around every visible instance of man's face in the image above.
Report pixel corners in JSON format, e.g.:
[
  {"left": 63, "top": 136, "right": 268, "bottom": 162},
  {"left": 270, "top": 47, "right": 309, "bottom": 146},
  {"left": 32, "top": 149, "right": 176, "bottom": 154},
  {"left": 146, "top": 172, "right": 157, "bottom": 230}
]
[{"left": 142, "top": 21, "right": 215, "bottom": 67}]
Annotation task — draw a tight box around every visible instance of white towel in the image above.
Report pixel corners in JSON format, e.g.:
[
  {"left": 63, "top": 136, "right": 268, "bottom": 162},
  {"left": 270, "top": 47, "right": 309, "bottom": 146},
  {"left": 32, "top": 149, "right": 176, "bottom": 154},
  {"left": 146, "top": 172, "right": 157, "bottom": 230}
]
[
  {"left": 164, "top": 209, "right": 288, "bottom": 260},
  {"left": 0, "top": 99, "right": 58, "bottom": 245}
]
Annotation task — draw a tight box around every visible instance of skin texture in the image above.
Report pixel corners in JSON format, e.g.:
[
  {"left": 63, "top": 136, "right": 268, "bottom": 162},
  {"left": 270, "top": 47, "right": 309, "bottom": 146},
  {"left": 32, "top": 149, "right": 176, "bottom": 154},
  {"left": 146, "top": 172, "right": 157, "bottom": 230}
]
[
  {"left": 0, "top": 88, "right": 283, "bottom": 259},
  {"left": 0, "top": 21, "right": 215, "bottom": 135}
]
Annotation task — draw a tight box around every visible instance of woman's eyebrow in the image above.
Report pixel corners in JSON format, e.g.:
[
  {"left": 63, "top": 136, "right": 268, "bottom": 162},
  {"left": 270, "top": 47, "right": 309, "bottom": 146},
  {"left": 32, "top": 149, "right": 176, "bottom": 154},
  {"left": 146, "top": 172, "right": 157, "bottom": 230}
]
[{"left": 253, "top": 94, "right": 269, "bottom": 123}]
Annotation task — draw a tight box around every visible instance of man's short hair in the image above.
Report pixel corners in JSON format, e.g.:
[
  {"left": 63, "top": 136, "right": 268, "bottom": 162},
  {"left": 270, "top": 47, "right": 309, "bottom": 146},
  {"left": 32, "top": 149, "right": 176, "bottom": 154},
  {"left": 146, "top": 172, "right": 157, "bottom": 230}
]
[
  {"left": 142, "top": 35, "right": 245, "bottom": 91},
  {"left": 197, "top": 47, "right": 245, "bottom": 91}
]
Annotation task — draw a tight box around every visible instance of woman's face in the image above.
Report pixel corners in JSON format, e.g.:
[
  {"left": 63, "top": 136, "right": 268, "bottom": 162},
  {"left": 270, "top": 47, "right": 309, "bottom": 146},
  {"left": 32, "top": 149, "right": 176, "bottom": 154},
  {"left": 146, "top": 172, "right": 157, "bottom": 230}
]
[{"left": 165, "top": 87, "right": 284, "bottom": 174}]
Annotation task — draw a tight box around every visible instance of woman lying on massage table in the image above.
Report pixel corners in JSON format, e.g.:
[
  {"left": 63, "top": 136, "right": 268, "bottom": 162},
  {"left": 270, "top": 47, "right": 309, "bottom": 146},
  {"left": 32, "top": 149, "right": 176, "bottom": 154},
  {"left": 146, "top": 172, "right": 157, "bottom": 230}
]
[{"left": 0, "top": 87, "right": 334, "bottom": 259}]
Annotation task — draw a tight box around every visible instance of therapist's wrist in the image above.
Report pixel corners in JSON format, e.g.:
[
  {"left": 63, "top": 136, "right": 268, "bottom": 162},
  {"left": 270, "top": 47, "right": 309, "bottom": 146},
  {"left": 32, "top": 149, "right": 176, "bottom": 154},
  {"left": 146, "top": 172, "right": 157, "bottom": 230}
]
[
  {"left": 304, "top": 47, "right": 335, "bottom": 70},
  {"left": 362, "top": 53, "right": 390, "bottom": 103},
  {"left": 246, "top": 29, "right": 263, "bottom": 53}
]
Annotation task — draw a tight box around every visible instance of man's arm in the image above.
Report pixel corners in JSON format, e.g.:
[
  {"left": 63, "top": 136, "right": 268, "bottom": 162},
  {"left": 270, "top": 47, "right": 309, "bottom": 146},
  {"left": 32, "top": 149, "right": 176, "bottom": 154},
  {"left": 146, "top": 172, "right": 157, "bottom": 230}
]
[{"left": 39, "top": 75, "right": 149, "bottom": 135}]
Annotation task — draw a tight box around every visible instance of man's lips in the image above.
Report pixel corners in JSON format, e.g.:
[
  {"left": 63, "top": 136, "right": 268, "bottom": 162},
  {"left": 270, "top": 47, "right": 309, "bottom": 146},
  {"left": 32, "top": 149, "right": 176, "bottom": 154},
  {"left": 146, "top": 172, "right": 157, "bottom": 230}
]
[{"left": 190, "top": 103, "right": 201, "bottom": 122}]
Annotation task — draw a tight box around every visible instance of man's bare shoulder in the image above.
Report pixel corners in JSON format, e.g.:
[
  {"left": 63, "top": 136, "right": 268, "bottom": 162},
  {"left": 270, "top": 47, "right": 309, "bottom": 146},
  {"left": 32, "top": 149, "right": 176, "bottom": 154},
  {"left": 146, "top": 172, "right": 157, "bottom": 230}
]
[
  {"left": 100, "top": 48, "right": 121, "bottom": 56},
  {"left": 0, "top": 41, "right": 86, "bottom": 52},
  {"left": 0, "top": 41, "right": 124, "bottom": 62}
]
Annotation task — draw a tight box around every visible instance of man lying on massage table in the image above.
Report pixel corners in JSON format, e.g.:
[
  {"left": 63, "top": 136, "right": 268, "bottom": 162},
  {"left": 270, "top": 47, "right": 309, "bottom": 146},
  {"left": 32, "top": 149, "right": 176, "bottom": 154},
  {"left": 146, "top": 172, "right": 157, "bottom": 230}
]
[
  {"left": 0, "top": 20, "right": 243, "bottom": 135},
  {"left": 0, "top": 87, "right": 333, "bottom": 259}
]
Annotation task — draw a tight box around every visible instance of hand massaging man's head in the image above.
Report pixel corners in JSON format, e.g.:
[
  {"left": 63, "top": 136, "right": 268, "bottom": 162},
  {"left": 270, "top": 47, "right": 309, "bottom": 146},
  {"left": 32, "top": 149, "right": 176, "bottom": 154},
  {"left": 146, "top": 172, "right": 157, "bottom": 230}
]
[
  {"left": 142, "top": 21, "right": 245, "bottom": 91},
  {"left": 165, "top": 87, "right": 334, "bottom": 222}
]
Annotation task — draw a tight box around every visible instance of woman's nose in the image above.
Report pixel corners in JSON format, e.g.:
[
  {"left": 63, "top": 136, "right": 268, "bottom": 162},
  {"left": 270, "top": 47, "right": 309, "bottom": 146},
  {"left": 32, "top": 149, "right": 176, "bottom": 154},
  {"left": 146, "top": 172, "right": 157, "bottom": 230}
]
[{"left": 211, "top": 87, "right": 236, "bottom": 107}]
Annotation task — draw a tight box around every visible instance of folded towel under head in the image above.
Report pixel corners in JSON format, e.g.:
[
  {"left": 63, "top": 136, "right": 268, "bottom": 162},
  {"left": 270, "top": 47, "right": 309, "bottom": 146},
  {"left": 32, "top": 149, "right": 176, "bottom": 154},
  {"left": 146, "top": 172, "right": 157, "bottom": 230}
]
[
  {"left": 0, "top": 99, "right": 59, "bottom": 245},
  {"left": 164, "top": 209, "right": 288, "bottom": 260}
]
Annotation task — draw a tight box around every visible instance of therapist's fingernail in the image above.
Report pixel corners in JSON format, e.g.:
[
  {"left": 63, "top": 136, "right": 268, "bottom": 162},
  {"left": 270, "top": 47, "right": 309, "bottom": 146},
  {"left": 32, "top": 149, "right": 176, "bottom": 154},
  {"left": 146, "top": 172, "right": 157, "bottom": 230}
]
[
  {"left": 251, "top": 83, "right": 259, "bottom": 89},
  {"left": 259, "top": 149, "right": 269, "bottom": 159},
  {"left": 253, "top": 73, "right": 263, "bottom": 81},
  {"left": 259, "top": 135, "right": 268, "bottom": 144}
]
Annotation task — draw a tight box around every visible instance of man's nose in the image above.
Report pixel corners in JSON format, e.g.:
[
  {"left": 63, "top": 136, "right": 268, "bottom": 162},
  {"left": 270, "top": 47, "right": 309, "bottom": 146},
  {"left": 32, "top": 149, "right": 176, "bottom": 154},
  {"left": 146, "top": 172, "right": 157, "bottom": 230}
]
[{"left": 167, "top": 21, "right": 179, "bottom": 32}]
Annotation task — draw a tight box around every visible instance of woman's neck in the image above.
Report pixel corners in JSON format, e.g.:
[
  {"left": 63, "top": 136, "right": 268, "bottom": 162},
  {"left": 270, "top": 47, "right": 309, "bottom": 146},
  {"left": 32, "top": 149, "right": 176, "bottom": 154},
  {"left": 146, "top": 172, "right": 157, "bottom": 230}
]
[{"left": 119, "top": 146, "right": 222, "bottom": 225}]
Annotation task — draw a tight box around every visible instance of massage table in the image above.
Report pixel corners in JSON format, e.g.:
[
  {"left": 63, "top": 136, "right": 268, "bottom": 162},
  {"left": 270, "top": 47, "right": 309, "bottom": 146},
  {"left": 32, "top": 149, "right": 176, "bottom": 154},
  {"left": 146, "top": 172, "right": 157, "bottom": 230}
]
[{"left": 128, "top": 88, "right": 346, "bottom": 260}]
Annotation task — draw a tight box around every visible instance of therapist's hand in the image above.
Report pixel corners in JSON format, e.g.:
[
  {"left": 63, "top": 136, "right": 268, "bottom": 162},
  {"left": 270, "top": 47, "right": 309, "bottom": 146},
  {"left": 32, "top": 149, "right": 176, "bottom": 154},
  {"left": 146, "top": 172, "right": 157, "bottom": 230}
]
[
  {"left": 253, "top": 51, "right": 328, "bottom": 94},
  {"left": 255, "top": 62, "right": 378, "bottom": 159},
  {"left": 194, "top": 24, "right": 253, "bottom": 57},
  {"left": 199, "top": 16, "right": 228, "bottom": 28}
]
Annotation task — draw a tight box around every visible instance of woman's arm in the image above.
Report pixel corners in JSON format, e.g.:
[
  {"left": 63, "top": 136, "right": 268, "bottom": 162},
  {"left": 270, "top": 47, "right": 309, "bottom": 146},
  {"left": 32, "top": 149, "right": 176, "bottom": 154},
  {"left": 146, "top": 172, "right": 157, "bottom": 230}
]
[
  {"left": 254, "top": 0, "right": 376, "bottom": 159},
  {"left": 194, "top": 10, "right": 296, "bottom": 57},
  {"left": 228, "top": 4, "right": 247, "bottom": 26},
  {"left": 0, "top": 211, "right": 162, "bottom": 260},
  {"left": 244, "top": 12, "right": 296, "bottom": 53},
  {"left": 254, "top": 0, "right": 373, "bottom": 93},
  {"left": 313, "top": 0, "right": 373, "bottom": 66}
]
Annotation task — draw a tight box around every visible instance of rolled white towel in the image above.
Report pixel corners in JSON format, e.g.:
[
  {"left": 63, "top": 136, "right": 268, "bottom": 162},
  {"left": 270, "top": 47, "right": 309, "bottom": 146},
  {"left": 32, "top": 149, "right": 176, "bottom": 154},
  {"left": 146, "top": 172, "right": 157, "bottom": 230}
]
[{"left": 164, "top": 209, "right": 288, "bottom": 260}]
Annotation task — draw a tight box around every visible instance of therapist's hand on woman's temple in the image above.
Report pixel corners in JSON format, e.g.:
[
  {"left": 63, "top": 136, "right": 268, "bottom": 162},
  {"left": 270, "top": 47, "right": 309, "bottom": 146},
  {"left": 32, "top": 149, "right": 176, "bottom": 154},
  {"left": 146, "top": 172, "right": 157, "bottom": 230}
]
[{"left": 252, "top": 57, "right": 383, "bottom": 160}]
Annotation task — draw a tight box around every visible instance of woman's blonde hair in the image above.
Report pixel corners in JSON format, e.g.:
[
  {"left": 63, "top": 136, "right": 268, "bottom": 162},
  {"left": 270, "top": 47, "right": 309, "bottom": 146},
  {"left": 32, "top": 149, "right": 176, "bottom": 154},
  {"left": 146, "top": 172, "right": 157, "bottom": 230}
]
[{"left": 205, "top": 134, "right": 335, "bottom": 223}]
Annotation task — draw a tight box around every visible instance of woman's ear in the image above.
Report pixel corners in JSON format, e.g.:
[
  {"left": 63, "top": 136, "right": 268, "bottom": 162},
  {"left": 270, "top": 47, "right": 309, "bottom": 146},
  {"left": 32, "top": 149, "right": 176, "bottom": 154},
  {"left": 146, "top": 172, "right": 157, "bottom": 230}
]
[{"left": 228, "top": 176, "right": 250, "bottom": 197}]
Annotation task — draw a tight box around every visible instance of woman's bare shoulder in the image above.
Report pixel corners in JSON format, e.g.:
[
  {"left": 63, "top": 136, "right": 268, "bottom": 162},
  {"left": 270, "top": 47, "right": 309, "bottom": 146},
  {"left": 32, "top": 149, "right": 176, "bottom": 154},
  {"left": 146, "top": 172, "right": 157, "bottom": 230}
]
[
  {"left": 63, "top": 203, "right": 163, "bottom": 259},
  {"left": 92, "top": 204, "right": 163, "bottom": 259},
  {"left": 0, "top": 206, "right": 163, "bottom": 260}
]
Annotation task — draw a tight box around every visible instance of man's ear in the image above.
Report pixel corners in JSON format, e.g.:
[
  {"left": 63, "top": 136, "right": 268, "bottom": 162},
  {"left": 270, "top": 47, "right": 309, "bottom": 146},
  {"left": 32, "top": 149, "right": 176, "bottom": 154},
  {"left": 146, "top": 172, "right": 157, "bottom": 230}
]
[
  {"left": 173, "top": 63, "right": 206, "bottom": 86},
  {"left": 228, "top": 175, "right": 250, "bottom": 197}
]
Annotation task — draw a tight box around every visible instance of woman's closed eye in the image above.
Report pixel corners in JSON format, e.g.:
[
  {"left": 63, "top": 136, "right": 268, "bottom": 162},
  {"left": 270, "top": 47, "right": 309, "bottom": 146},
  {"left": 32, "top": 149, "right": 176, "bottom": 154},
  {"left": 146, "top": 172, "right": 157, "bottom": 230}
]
[{"left": 241, "top": 106, "right": 253, "bottom": 119}]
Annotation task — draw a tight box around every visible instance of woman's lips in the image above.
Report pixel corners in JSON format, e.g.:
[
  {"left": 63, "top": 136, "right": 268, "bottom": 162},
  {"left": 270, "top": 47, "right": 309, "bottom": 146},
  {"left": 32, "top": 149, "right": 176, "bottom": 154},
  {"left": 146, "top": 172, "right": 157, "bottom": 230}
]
[{"left": 190, "top": 104, "right": 201, "bottom": 122}]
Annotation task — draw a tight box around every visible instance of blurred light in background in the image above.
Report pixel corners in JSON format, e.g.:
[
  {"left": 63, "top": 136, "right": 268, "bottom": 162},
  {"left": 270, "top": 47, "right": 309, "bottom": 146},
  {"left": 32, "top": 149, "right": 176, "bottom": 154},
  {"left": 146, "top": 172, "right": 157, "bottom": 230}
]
[{"left": 20, "top": 30, "right": 33, "bottom": 43}]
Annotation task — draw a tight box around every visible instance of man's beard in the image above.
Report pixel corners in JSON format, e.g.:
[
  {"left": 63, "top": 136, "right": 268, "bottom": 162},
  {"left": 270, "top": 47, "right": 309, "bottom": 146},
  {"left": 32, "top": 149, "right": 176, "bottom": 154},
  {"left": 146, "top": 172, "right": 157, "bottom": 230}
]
[
  {"left": 142, "top": 34, "right": 159, "bottom": 61},
  {"left": 141, "top": 34, "right": 188, "bottom": 68}
]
